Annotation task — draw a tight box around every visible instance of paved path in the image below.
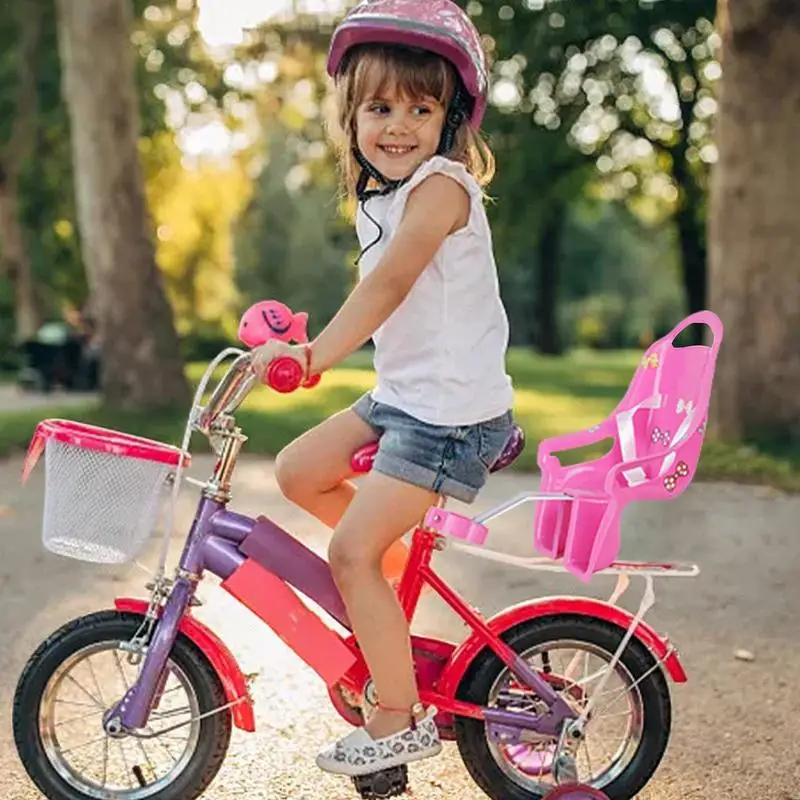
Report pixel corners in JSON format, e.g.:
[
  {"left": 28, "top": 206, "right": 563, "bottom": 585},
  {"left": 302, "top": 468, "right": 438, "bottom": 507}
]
[
  {"left": 0, "top": 384, "right": 97, "bottom": 413},
  {"left": 1, "top": 454, "right": 798, "bottom": 799}
]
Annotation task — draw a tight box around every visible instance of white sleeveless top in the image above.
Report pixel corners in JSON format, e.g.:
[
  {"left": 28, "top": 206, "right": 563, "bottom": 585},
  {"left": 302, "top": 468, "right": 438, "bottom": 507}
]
[{"left": 356, "top": 156, "right": 513, "bottom": 426}]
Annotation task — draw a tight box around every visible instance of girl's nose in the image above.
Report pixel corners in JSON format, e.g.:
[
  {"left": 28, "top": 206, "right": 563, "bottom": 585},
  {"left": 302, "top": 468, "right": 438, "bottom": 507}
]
[{"left": 385, "top": 111, "right": 410, "bottom": 134}]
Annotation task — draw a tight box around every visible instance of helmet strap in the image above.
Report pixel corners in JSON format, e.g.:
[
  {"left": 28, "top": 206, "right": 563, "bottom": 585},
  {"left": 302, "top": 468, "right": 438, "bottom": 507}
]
[
  {"left": 353, "top": 147, "right": 407, "bottom": 201},
  {"left": 352, "top": 147, "right": 409, "bottom": 266},
  {"left": 437, "top": 84, "right": 469, "bottom": 155}
]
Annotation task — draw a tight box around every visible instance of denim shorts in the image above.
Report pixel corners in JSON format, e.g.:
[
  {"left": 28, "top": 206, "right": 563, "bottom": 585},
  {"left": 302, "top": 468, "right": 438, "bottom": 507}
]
[{"left": 351, "top": 393, "right": 514, "bottom": 503}]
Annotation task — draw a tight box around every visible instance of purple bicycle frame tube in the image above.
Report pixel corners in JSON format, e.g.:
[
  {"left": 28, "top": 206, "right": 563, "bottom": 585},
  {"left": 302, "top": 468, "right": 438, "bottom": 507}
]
[
  {"left": 200, "top": 510, "right": 351, "bottom": 629},
  {"left": 117, "top": 497, "right": 236, "bottom": 729},
  {"left": 238, "top": 517, "right": 351, "bottom": 628},
  {"left": 117, "top": 499, "right": 349, "bottom": 729}
]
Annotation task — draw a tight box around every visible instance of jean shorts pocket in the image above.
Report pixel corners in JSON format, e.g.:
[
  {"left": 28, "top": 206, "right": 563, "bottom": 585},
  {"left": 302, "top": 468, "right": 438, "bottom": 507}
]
[{"left": 477, "top": 417, "right": 514, "bottom": 470}]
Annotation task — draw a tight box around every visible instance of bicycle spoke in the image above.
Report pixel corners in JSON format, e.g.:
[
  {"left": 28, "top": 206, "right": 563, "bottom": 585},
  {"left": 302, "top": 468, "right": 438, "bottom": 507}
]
[
  {"left": 86, "top": 655, "right": 106, "bottom": 707},
  {"left": 55, "top": 708, "right": 104, "bottom": 727},
  {"left": 60, "top": 733, "right": 109, "bottom": 756},
  {"left": 55, "top": 698, "right": 98, "bottom": 709},
  {"left": 596, "top": 709, "right": 633, "bottom": 720},
  {"left": 117, "top": 737, "right": 135, "bottom": 789},
  {"left": 134, "top": 736, "right": 158, "bottom": 783},
  {"left": 101, "top": 733, "right": 109, "bottom": 788},
  {"left": 574, "top": 665, "right": 609, "bottom": 688},
  {"left": 146, "top": 726, "right": 180, "bottom": 762},
  {"left": 64, "top": 673, "right": 104, "bottom": 708},
  {"left": 581, "top": 733, "right": 594, "bottom": 782},
  {"left": 112, "top": 649, "right": 131, "bottom": 693}
]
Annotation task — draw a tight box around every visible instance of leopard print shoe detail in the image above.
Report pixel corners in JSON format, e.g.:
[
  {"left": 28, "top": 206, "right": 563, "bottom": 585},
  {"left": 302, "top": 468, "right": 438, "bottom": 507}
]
[{"left": 316, "top": 706, "right": 442, "bottom": 776}]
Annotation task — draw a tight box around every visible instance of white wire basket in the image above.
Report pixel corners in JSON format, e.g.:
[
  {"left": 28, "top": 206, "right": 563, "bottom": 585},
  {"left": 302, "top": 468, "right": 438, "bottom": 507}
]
[{"left": 22, "top": 419, "right": 190, "bottom": 565}]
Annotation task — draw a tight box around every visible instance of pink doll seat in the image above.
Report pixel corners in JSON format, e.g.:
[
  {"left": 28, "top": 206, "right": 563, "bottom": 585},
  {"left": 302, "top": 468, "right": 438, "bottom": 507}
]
[{"left": 534, "top": 311, "right": 724, "bottom": 582}]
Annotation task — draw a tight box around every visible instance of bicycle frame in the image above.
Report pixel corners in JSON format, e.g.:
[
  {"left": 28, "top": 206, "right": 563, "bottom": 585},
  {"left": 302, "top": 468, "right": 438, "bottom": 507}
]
[{"left": 108, "top": 484, "right": 578, "bottom": 736}]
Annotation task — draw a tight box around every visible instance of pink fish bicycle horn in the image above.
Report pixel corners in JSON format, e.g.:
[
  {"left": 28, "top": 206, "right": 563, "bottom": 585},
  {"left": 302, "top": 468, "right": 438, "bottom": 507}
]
[{"left": 238, "top": 300, "right": 321, "bottom": 393}]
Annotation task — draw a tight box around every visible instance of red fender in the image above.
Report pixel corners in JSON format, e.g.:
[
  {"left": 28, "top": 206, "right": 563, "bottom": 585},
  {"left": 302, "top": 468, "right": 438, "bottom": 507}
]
[
  {"left": 114, "top": 598, "right": 256, "bottom": 733},
  {"left": 437, "top": 595, "right": 687, "bottom": 700}
]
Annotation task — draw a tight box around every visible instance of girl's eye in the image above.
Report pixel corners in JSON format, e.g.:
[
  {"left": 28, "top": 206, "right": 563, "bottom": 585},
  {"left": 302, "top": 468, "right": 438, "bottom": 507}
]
[
  {"left": 367, "top": 102, "right": 390, "bottom": 114},
  {"left": 412, "top": 106, "right": 433, "bottom": 116}
]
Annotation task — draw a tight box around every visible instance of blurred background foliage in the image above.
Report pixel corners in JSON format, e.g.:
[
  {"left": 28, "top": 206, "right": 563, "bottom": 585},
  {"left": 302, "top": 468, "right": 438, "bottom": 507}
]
[{"left": 0, "top": 0, "right": 718, "bottom": 364}]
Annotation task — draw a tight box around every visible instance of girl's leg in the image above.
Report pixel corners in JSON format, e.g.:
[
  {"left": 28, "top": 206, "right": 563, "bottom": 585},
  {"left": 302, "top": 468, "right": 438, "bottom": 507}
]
[
  {"left": 327, "top": 470, "right": 437, "bottom": 739},
  {"left": 274, "top": 408, "right": 375, "bottom": 527},
  {"left": 274, "top": 408, "right": 409, "bottom": 578}
]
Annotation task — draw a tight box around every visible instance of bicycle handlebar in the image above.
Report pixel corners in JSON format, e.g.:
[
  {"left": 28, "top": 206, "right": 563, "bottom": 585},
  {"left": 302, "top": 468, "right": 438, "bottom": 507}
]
[{"left": 193, "top": 351, "right": 319, "bottom": 434}]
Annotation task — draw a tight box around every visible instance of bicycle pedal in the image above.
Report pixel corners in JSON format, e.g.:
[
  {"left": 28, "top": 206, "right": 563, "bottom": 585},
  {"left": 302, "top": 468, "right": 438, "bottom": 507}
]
[{"left": 352, "top": 764, "right": 409, "bottom": 798}]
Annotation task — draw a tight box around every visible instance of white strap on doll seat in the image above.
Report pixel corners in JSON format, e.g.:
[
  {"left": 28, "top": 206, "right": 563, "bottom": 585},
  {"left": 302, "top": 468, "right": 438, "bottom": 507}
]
[
  {"left": 616, "top": 393, "right": 663, "bottom": 487},
  {"left": 669, "top": 397, "right": 696, "bottom": 450},
  {"left": 616, "top": 393, "right": 698, "bottom": 487},
  {"left": 656, "top": 396, "right": 697, "bottom": 477}
]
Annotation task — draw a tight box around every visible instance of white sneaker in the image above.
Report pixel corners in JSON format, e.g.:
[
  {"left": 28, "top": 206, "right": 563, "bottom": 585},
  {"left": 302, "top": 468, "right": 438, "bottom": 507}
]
[{"left": 316, "top": 706, "right": 442, "bottom": 777}]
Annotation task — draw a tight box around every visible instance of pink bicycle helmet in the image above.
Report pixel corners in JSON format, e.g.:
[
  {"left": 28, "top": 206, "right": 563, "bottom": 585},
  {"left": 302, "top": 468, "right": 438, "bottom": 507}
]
[{"left": 327, "top": 0, "right": 489, "bottom": 127}]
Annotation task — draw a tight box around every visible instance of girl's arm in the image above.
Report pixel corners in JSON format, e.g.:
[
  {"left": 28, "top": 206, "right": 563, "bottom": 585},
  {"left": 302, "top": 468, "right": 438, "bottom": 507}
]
[{"left": 308, "top": 174, "right": 470, "bottom": 374}]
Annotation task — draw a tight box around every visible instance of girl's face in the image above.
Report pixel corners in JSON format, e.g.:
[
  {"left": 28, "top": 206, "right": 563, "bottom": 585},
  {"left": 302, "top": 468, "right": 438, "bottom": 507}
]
[{"left": 355, "top": 84, "right": 446, "bottom": 181}]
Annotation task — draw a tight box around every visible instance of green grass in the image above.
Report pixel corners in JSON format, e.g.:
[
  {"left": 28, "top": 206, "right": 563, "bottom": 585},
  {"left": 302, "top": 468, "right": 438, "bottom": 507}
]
[{"left": 1, "top": 348, "right": 799, "bottom": 492}]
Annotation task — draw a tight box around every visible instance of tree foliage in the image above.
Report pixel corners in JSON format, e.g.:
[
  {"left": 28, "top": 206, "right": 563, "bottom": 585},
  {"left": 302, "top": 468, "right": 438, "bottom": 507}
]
[
  {"left": 230, "top": 15, "right": 355, "bottom": 331},
  {"left": 474, "top": 0, "right": 715, "bottom": 347}
]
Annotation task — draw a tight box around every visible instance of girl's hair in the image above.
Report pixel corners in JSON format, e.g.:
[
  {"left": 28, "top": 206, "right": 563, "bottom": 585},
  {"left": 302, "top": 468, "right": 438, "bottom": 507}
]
[{"left": 326, "top": 44, "right": 495, "bottom": 199}]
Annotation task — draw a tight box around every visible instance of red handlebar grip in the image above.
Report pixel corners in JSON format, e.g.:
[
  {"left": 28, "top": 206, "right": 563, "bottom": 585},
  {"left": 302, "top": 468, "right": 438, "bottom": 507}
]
[
  {"left": 265, "top": 357, "right": 322, "bottom": 392},
  {"left": 265, "top": 357, "right": 304, "bottom": 393}
]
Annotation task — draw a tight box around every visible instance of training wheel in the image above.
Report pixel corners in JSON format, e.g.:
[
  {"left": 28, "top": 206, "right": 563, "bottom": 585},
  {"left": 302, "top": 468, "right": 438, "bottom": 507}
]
[
  {"left": 543, "top": 784, "right": 609, "bottom": 800},
  {"left": 352, "top": 764, "right": 409, "bottom": 798}
]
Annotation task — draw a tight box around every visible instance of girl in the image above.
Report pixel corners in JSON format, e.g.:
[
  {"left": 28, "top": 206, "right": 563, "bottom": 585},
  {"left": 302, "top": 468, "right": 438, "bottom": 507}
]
[{"left": 252, "top": 0, "right": 514, "bottom": 777}]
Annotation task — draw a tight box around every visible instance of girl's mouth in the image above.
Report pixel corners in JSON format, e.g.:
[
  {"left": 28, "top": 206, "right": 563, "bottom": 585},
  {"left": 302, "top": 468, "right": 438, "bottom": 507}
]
[{"left": 378, "top": 144, "right": 417, "bottom": 157}]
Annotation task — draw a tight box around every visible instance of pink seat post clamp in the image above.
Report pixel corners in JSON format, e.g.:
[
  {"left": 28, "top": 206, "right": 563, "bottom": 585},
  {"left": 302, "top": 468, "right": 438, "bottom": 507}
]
[{"left": 423, "top": 507, "right": 489, "bottom": 546}]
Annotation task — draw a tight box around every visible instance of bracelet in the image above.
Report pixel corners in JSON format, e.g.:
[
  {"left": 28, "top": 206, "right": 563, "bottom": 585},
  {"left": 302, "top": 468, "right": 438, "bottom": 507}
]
[{"left": 304, "top": 343, "right": 313, "bottom": 381}]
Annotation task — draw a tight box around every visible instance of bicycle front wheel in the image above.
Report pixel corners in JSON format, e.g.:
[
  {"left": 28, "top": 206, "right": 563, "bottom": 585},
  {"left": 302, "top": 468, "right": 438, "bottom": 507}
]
[{"left": 13, "top": 610, "right": 232, "bottom": 800}]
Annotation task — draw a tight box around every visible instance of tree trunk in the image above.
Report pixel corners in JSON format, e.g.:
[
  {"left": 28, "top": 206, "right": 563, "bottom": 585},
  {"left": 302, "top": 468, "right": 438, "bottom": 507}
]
[
  {"left": 708, "top": 0, "right": 800, "bottom": 441},
  {"left": 0, "top": 170, "right": 41, "bottom": 340},
  {"left": 662, "top": 52, "right": 709, "bottom": 340},
  {"left": 675, "top": 199, "right": 707, "bottom": 327},
  {"left": 671, "top": 146, "right": 707, "bottom": 341},
  {"left": 533, "top": 203, "right": 565, "bottom": 355},
  {"left": 54, "top": 0, "right": 189, "bottom": 409}
]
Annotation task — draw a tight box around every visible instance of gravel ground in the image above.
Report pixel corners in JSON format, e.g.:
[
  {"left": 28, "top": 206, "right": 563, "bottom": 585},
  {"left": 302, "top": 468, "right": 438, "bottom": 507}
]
[{"left": 1, "top": 453, "right": 798, "bottom": 799}]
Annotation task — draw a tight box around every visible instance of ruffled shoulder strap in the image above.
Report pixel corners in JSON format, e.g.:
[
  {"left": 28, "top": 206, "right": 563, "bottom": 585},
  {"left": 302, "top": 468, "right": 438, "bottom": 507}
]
[{"left": 386, "top": 156, "right": 484, "bottom": 232}]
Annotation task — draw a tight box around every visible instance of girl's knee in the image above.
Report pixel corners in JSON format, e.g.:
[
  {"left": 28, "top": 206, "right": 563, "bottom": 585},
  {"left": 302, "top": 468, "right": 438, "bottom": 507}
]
[
  {"left": 328, "top": 533, "right": 380, "bottom": 583},
  {"left": 275, "top": 438, "right": 350, "bottom": 504},
  {"left": 274, "top": 444, "right": 308, "bottom": 503}
]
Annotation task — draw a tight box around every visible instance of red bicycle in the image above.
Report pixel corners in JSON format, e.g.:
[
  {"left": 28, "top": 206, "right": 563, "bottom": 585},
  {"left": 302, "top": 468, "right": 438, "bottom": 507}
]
[{"left": 12, "top": 307, "right": 698, "bottom": 800}]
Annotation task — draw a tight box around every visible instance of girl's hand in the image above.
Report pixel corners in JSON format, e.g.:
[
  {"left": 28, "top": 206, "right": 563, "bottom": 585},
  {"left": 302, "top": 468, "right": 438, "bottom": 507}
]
[{"left": 250, "top": 340, "right": 308, "bottom": 380}]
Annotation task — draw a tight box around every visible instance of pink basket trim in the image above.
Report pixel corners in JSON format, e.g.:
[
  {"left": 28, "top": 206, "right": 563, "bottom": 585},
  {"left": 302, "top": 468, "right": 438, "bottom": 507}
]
[{"left": 23, "top": 419, "right": 189, "bottom": 480}]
